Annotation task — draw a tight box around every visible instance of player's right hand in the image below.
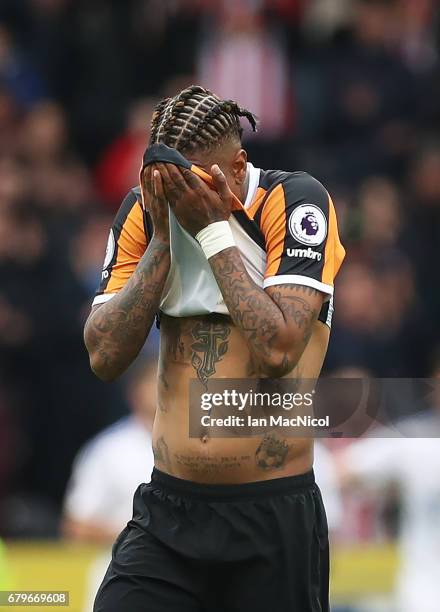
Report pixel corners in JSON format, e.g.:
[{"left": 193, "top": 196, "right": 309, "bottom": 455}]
[{"left": 141, "top": 164, "right": 170, "bottom": 242}]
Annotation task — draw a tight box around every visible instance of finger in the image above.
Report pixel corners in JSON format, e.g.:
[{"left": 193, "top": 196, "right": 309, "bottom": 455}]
[
  {"left": 140, "top": 165, "right": 147, "bottom": 188},
  {"left": 157, "top": 163, "right": 183, "bottom": 203},
  {"left": 166, "top": 164, "right": 189, "bottom": 193},
  {"left": 211, "top": 165, "right": 233, "bottom": 202},
  {"left": 147, "top": 166, "right": 154, "bottom": 191},
  {"left": 141, "top": 165, "right": 154, "bottom": 196},
  {"left": 153, "top": 169, "right": 165, "bottom": 202},
  {"left": 180, "top": 167, "right": 205, "bottom": 191},
  {"left": 139, "top": 167, "right": 151, "bottom": 210}
]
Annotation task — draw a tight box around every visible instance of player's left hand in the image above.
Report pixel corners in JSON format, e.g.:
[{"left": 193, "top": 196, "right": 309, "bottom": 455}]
[{"left": 157, "top": 163, "right": 234, "bottom": 236}]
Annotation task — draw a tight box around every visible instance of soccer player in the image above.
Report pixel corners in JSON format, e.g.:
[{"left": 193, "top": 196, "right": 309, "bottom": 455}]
[{"left": 85, "top": 85, "right": 345, "bottom": 612}]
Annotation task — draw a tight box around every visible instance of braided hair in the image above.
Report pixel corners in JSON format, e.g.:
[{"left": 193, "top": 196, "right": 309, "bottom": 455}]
[{"left": 150, "top": 85, "right": 257, "bottom": 154}]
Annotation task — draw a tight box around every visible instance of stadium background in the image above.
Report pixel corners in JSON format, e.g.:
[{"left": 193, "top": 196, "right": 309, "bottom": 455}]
[{"left": 0, "top": 0, "right": 439, "bottom": 610}]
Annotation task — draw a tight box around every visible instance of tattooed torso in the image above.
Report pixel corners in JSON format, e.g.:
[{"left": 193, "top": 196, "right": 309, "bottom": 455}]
[{"left": 152, "top": 311, "right": 330, "bottom": 484}]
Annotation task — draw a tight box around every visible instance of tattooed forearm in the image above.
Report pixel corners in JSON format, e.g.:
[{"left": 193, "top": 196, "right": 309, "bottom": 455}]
[
  {"left": 84, "top": 238, "right": 170, "bottom": 380},
  {"left": 209, "top": 247, "right": 321, "bottom": 377}
]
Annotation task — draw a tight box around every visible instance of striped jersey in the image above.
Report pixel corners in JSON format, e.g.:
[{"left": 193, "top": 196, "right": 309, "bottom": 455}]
[{"left": 94, "top": 146, "right": 345, "bottom": 326}]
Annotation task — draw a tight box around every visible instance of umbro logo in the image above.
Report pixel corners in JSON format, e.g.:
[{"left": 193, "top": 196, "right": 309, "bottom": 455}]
[{"left": 287, "top": 247, "right": 322, "bottom": 261}]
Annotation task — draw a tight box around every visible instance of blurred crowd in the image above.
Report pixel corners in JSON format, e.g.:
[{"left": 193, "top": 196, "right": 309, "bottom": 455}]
[{"left": 0, "top": 0, "right": 440, "bottom": 578}]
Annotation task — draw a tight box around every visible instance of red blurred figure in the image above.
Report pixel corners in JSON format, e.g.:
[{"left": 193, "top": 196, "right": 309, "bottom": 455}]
[{"left": 95, "top": 99, "right": 155, "bottom": 210}]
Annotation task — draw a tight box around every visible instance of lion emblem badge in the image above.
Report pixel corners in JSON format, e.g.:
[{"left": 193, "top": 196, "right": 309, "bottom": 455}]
[{"left": 288, "top": 204, "right": 327, "bottom": 246}]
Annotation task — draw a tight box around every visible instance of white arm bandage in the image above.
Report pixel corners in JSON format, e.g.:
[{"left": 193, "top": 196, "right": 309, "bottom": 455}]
[{"left": 195, "top": 221, "right": 236, "bottom": 259}]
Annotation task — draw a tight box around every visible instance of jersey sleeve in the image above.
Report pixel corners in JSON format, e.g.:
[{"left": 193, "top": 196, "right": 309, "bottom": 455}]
[
  {"left": 260, "top": 172, "right": 345, "bottom": 297},
  {"left": 93, "top": 188, "right": 150, "bottom": 306}
]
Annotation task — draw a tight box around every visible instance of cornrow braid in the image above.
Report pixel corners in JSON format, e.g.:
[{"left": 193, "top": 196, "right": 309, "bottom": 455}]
[
  {"left": 149, "top": 85, "right": 257, "bottom": 154},
  {"left": 149, "top": 96, "right": 174, "bottom": 145}
]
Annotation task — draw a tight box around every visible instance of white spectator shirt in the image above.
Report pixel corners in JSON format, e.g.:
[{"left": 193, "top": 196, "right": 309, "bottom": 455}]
[
  {"left": 314, "top": 441, "right": 343, "bottom": 533},
  {"left": 344, "top": 422, "right": 440, "bottom": 612},
  {"left": 64, "top": 416, "right": 154, "bottom": 531}
]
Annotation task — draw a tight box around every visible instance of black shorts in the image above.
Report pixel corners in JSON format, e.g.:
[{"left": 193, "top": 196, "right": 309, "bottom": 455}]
[{"left": 94, "top": 468, "right": 329, "bottom": 612}]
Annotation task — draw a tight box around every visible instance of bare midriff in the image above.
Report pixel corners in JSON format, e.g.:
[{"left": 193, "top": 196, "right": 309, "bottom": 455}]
[{"left": 152, "top": 312, "right": 330, "bottom": 484}]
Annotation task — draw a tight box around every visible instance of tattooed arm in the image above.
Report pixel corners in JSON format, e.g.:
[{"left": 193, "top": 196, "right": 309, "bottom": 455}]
[
  {"left": 84, "top": 239, "right": 169, "bottom": 380},
  {"left": 156, "top": 164, "right": 323, "bottom": 378},
  {"left": 209, "top": 248, "right": 322, "bottom": 377},
  {"left": 84, "top": 166, "right": 170, "bottom": 381}
]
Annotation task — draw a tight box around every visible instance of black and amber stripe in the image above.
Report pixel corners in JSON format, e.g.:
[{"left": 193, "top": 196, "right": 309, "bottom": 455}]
[
  {"left": 97, "top": 144, "right": 345, "bottom": 306},
  {"left": 257, "top": 171, "right": 345, "bottom": 286},
  {"left": 97, "top": 189, "right": 148, "bottom": 297}
]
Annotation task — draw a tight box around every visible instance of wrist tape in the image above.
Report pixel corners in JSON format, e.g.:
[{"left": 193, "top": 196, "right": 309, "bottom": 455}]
[{"left": 195, "top": 221, "right": 235, "bottom": 259}]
